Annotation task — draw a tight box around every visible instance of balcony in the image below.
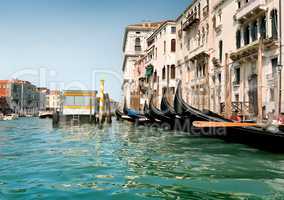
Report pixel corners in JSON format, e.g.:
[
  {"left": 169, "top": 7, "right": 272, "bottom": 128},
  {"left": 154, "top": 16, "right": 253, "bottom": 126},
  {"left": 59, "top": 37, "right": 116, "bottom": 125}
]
[
  {"left": 182, "top": 12, "right": 200, "bottom": 31},
  {"left": 235, "top": 0, "right": 266, "bottom": 23},
  {"left": 230, "top": 38, "right": 278, "bottom": 61}
]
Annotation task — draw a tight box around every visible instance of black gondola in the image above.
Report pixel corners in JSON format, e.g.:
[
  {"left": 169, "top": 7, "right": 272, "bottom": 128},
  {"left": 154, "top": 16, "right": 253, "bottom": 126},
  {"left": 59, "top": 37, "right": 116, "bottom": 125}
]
[
  {"left": 119, "top": 100, "right": 150, "bottom": 125},
  {"left": 161, "top": 92, "right": 178, "bottom": 118},
  {"left": 174, "top": 80, "right": 284, "bottom": 153},
  {"left": 148, "top": 95, "right": 181, "bottom": 130}
]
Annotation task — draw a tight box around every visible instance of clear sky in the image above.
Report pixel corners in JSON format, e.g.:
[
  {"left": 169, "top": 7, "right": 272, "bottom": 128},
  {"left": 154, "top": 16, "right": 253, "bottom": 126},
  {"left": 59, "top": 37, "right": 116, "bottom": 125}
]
[{"left": 0, "top": 0, "right": 191, "bottom": 101}]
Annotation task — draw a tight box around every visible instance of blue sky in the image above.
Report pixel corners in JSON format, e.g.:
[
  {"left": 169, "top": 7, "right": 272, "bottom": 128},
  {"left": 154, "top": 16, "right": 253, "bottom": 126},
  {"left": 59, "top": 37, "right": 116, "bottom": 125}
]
[{"left": 0, "top": 0, "right": 190, "bottom": 100}]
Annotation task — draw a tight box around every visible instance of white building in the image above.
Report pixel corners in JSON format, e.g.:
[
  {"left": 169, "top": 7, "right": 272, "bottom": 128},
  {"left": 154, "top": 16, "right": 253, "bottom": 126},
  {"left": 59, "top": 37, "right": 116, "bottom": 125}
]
[
  {"left": 176, "top": 0, "right": 211, "bottom": 110},
  {"left": 228, "top": 0, "right": 282, "bottom": 119},
  {"left": 122, "top": 22, "right": 162, "bottom": 107},
  {"left": 145, "top": 20, "right": 177, "bottom": 105},
  {"left": 46, "top": 90, "right": 62, "bottom": 111},
  {"left": 37, "top": 87, "right": 50, "bottom": 111}
]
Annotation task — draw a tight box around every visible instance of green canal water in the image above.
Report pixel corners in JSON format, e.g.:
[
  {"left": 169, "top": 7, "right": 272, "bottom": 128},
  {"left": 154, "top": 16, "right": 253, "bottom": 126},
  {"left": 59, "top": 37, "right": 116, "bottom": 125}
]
[{"left": 1, "top": 118, "right": 284, "bottom": 200}]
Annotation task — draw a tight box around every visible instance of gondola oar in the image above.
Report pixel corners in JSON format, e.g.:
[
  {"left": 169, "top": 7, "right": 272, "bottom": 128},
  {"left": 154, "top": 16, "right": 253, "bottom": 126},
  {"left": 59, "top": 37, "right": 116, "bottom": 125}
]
[{"left": 193, "top": 121, "right": 257, "bottom": 128}]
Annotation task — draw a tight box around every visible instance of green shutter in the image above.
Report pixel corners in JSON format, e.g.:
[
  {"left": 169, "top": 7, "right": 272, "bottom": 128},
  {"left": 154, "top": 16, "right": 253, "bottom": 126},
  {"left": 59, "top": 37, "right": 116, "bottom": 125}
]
[{"left": 145, "top": 64, "right": 154, "bottom": 78}]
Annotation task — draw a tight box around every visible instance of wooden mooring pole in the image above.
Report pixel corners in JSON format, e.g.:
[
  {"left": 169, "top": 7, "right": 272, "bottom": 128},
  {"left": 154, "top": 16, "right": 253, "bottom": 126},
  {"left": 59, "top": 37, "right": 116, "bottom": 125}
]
[{"left": 225, "top": 53, "right": 232, "bottom": 118}]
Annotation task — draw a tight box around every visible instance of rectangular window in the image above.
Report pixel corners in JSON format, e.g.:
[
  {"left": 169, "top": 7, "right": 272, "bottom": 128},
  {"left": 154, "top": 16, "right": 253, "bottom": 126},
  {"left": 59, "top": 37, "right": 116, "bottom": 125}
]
[
  {"left": 171, "top": 27, "right": 176, "bottom": 34},
  {"left": 244, "top": 25, "right": 250, "bottom": 45},
  {"left": 170, "top": 66, "right": 175, "bottom": 79},
  {"left": 235, "top": 94, "right": 240, "bottom": 102},
  {"left": 163, "top": 41, "right": 166, "bottom": 54},
  {"left": 238, "top": 1, "right": 241, "bottom": 9},
  {"left": 251, "top": 21, "right": 258, "bottom": 42},
  {"left": 260, "top": 16, "right": 266, "bottom": 38},
  {"left": 236, "top": 30, "right": 241, "bottom": 49},
  {"left": 271, "top": 58, "right": 278, "bottom": 74},
  {"left": 235, "top": 68, "right": 240, "bottom": 84},
  {"left": 219, "top": 40, "right": 223, "bottom": 62}
]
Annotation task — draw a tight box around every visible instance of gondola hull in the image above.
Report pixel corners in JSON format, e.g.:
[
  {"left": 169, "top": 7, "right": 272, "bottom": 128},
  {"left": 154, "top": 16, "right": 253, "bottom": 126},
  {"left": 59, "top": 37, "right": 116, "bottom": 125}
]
[{"left": 174, "top": 81, "right": 284, "bottom": 152}]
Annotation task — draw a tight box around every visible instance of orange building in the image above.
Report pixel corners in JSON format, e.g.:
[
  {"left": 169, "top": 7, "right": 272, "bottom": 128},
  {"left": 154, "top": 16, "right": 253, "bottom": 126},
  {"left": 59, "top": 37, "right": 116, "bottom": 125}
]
[{"left": 0, "top": 80, "right": 10, "bottom": 97}]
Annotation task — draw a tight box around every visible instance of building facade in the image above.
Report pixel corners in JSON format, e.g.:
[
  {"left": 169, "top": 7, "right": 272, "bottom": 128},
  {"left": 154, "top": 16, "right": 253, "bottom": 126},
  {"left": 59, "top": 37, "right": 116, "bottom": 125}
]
[
  {"left": 176, "top": 0, "right": 211, "bottom": 110},
  {"left": 229, "top": 0, "right": 282, "bottom": 119},
  {"left": 122, "top": 22, "right": 162, "bottom": 107},
  {"left": 121, "top": 0, "right": 283, "bottom": 120},
  {"left": 46, "top": 90, "right": 63, "bottom": 111},
  {"left": 145, "top": 21, "right": 177, "bottom": 106},
  {"left": 0, "top": 80, "right": 40, "bottom": 115}
]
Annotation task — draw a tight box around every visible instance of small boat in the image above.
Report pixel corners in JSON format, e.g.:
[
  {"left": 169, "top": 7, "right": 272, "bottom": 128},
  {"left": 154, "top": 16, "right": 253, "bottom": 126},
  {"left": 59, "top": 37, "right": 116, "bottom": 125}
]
[
  {"left": 3, "top": 114, "right": 18, "bottom": 121},
  {"left": 174, "top": 81, "right": 284, "bottom": 153},
  {"left": 160, "top": 92, "right": 178, "bottom": 118},
  {"left": 115, "top": 108, "right": 124, "bottom": 121},
  {"left": 117, "top": 100, "right": 150, "bottom": 125},
  {"left": 144, "top": 101, "right": 160, "bottom": 123},
  {"left": 148, "top": 95, "right": 177, "bottom": 129},
  {"left": 39, "top": 111, "right": 53, "bottom": 119}
]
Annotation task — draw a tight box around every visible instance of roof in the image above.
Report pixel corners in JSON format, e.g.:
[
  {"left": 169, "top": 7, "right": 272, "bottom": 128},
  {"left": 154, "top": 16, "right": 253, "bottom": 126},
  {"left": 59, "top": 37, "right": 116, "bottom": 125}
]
[
  {"left": 0, "top": 79, "right": 32, "bottom": 85},
  {"left": 63, "top": 90, "right": 97, "bottom": 97},
  {"left": 147, "top": 20, "right": 176, "bottom": 42},
  {"left": 122, "top": 21, "right": 164, "bottom": 52}
]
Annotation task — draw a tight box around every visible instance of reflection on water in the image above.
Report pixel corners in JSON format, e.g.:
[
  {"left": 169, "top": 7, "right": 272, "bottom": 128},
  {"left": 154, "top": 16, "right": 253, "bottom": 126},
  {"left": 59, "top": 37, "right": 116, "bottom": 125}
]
[{"left": 0, "top": 118, "right": 284, "bottom": 199}]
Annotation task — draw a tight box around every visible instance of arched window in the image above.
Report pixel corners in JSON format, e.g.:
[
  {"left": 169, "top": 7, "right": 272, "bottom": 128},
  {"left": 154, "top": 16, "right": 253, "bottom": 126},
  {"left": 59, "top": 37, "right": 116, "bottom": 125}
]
[
  {"left": 153, "top": 70, "right": 157, "bottom": 82},
  {"left": 260, "top": 16, "right": 267, "bottom": 38},
  {"left": 271, "top": 9, "right": 278, "bottom": 39},
  {"left": 170, "top": 65, "right": 175, "bottom": 79},
  {"left": 219, "top": 40, "right": 223, "bottom": 62},
  {"left": 236, "top": 30, "right": 241, "bottom": 49},
  {"left": 251, "top": 21, "right": 258, "bottom": 41},
  {"left": 244, "top": 25, "right": 250, "bottom": 45},
  {"left": 162, "top": 66, "right": 166, "bottom": 80},
  {"left": 135, "top": 38, "right": 141, "bottom": 51},
  {"left": 171, "top": 39, "right": 176, "bottom": 52}
]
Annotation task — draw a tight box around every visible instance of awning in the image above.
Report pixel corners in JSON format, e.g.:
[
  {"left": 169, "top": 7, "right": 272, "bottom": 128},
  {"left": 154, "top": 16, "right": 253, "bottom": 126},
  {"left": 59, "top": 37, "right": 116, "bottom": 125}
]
[{"left": 145, "top": 64, "right": 154, "bottom": 78}]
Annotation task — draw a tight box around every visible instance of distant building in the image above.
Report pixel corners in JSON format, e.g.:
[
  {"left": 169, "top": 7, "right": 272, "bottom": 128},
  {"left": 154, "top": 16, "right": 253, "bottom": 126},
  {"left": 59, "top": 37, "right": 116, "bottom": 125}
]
[
  {"left": 0, "top": 80, "right": 40, "bottom": 115},
  {"left": 46, "top": 90, "right": 63, "bottom": 111},
  {"left": 37, "top": 87, "right": 50, "bottom": 111},
  {"left": 62, "top": 90, "right": 97, "bottom": 115}
]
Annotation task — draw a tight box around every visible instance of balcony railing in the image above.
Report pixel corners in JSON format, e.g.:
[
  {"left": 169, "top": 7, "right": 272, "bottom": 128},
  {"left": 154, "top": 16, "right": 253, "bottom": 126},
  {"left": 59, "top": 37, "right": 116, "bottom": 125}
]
[
  {"left": 182, "top": 12, "right": 200, "bottom": 31},
  {"left": 235, "top": 0, "right": 266, "bottom": 23},
  {"left": 220, "top": 101, "right": 250, "bottom": 116},
  {"left": 230, "top": 38, "right": 278, "bottom": 61}
]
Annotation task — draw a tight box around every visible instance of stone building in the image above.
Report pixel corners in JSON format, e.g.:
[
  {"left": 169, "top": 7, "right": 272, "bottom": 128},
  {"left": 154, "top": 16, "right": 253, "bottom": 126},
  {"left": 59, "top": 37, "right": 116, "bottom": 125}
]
[
  {"left": 122, "top": 22, "right": 162, "bottom": 107},
  {"left": 46, "top": 90, "right": 62, "bottom": 111},
  {"left": 176, "top": 0, "right": 211, "bottom": 110},
  {"left": 145, "top": 20, "right": 177, "bottom": 106},
  {"left": 0, "top": 80, "right": 40, "bottom": 115},
  {"left": 229, "top": 0, "right": 283, "bottom": 119}
]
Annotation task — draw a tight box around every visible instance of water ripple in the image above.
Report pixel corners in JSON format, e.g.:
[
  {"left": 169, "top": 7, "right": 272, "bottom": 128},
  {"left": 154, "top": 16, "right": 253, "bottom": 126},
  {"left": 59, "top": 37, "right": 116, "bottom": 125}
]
[{"left": 0, "top": 118, "right": 284, "bottom": 199}]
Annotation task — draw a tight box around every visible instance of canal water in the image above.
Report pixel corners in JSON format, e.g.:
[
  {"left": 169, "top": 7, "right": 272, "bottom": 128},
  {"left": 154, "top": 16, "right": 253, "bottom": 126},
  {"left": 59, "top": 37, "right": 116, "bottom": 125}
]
[{"left": 1, "top": 118, "right": 284, "bottom": 200}]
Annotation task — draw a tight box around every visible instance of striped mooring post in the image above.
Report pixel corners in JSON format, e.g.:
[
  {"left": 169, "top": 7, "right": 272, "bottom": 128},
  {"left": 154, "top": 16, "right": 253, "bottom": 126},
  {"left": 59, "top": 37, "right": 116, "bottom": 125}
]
[{"left": 99, "top": 80, "right": 105, "bottom": 125}]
